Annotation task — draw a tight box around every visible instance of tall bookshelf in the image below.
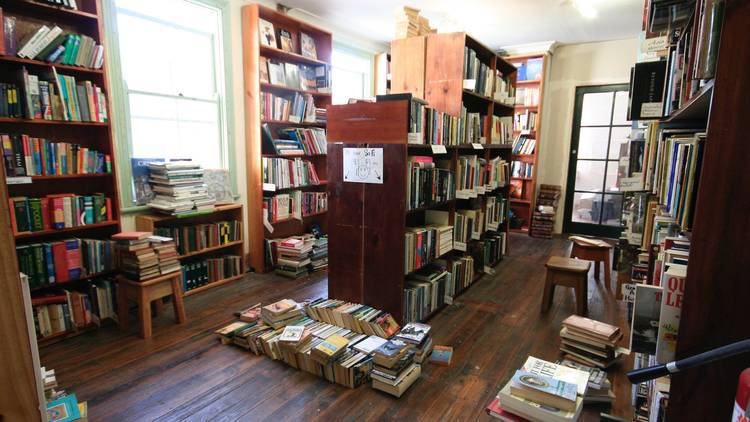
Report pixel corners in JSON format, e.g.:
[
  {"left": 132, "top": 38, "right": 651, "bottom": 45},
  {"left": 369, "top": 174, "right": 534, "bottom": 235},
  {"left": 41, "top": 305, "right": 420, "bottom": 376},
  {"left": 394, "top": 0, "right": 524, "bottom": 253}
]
[
  {"left": 506, "top": 54, "right": 548, "bottom": 233},
  {"left": 0, "top": 0, "right": 120, "bottom": 344},
  {"left": 241, "top": 4, "right": 331, "bottom": 273}
]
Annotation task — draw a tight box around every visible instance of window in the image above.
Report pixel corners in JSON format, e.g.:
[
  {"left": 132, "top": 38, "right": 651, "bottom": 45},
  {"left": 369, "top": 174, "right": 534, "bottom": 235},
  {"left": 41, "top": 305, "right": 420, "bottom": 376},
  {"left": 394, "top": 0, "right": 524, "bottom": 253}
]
[
  {"left": 332, "top": 45, "right": 373, "bottom": 104},
  {"left": 107, "top": 0, "right": 232, "bottom": 207}
]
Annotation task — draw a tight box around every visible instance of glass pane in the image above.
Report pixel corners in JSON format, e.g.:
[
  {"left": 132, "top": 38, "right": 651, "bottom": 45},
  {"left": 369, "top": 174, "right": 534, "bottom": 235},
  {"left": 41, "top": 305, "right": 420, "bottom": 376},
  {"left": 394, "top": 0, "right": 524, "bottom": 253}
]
[
  {"left": 116, "top": 0, "right": 219, "bottom": 35},
  {"left": 130, "top": 117, "right": 179, "bottom": 158},
  {"left": 128, "top": 93, "right": 177, "bottom": 120},
  {"left": 602, "top": 194, "right": 624, "bottom": 226},
  {"left": 572, "top": 192, "right": 603, "bottom": 224},
  {"left": 332, "top": 67, "right": 364, "bottom": 105},
  {"left": 608, "top": 126, "right": 631, "bottom": 159},
  {"left": 177, "top": 99, "right": 218, "bottom": 123},
  {"left": 172, "top": 31, "right": 216, "bottom": 98},
  {"left": 580, "top": 92, "right": 614, "bottom": 126},
  {"left": 178, "top": 121, "right": 221, "bottom": 169},
  {"left": 574, "top": 160, "right": 606, "bottom": 192},
  {"left": 612, "top": 91, "right": 630, "bottom": 125},
  {"left": 578, "top": 127, "right": 610, "bottom": 159},
  {"left": 605, "top": 160, "right": 619, "bottom": 192}
]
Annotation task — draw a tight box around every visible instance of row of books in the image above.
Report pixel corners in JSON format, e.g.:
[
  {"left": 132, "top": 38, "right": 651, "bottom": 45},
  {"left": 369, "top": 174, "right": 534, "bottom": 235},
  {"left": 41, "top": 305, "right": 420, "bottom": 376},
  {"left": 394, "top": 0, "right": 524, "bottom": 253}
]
[
  {"left": 153, "top": 220, "right": 242, "bottom": 256},
  {"left": 530, "top": 184, "right": 561, "bottom": 239},
  {"left": 260, "top": 58, "right": 331, "bottom": 93},
  {"left": 182, "top": 255, "right": 242, "bottom": 292},
  {"left": 513, "top": 57, "right": 544, "bottom": 82},
  {"left": 631, "top": 352, "right": 670, "bottom": 421},
  {"left": 489, "top": 115, "right": 514, "bottom": 144},
  {"left": 304, "top": 298, "right": 401, "bottom": 339},
  {"left": 30, "top": 279, "right": 117, "bottom": 339},
  {"left": 11, "top": 24, "right": 104, "bottom": 69},
  {"left": 27, "top": 0, "right": 79, "bottom": 10},
  {"left": 443, "top": 255, "right": 474, "bottom": 292},
  {"left": 406, "top": 156, "right": 455, "bottom": 210},
  {"left": 514, "top": 110, "right": 538, "bottom": 132},
  {"left": 511, "top": 161, "right": 533, "bottom": 179},
  {"left": 404, "top": 263, "right": 452, "bottom": 323},
  {"left": 463, "top": 47, "right": 493, "bottom": 97},
  {"left": 485, "top": 195, "right": 508, "bottom": 231},
  {"left": 494, "top": 72, "right": 515, "bottom": 106},
  {"left": 17, "top": 238, "right": 116, "bottom": 288},
  {"left": 260, "top": 91, "right": 317, "bottom": 124},
  {"left": 271, "top": 234, "right": 327, "bottom": 278},
  {"left": 372, "top": 323, "right": 436, "bottom": 397},
  {"left": 9, "top": 193, "right": 112, "bottom": 234},
  {"left": 147, "top": 161, "right": 215, "bottom": 216},
  {"left": 2, "top": 133, "right": 111, "bottom": 177},
  {"left": 261, "top": 156, "right": 321, "bottom": 190},
  {"left": 515, "top": 87, "right": 539, "bottom": 106},
  {"left": 453, "top": 208, "right": 484, "bottom": 247},
  {"left": 263, "top": 190, "right": 327, "bottom": 223},
  {"left": 404, "top": 225, "right": 439, "bottom": 274},
  {"left": 481, "top": 232, "right": 506, "bottom": 269},
  {"left": 262, "top": 124, "right": 327, "bottom": 156},
  {"left": 512, "top": 136, "right": 536, "bottom": 155}
]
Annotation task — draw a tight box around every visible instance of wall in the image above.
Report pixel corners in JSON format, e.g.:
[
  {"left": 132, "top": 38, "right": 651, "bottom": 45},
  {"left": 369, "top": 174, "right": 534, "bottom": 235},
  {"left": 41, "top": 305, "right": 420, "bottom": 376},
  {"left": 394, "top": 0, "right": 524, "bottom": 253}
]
[{"left": 537, "top": 38, "right": 638, "bottom": 233}]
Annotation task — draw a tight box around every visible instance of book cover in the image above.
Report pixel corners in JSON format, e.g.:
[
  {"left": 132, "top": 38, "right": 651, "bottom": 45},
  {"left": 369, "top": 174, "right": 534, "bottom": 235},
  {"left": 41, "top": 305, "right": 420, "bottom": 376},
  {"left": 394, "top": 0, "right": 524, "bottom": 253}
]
[
  {"left": 46, "top": 393, "right": 81, "bottom": 422},
  {"left": 522, "top": 356, "right": 589, "bottom": 396},
  {"left": 258, "top": 18, "right": 277, "bottom": 48},
  {"left": 510, "top": 370, "right": 577, "bottom": 412},
  {"left": 655, "top": 264, "right": 686, "bottom": 363},
  {"left": 278, "top": 29, "right": 293, "bottom": 52},
  {"left": 279, "top": 325, "right": 305, "bottom": 342},
  {"left": 396, "top": 322, "right": 431, "bottom": 344},
  {"left": 300, "top": 32, "right": 317, "bottom": 59},
  {"left": 429, "top": 345, "right": 453, "bottom": 366},
  {"left": 630, "top": 283, "right": 663, "bottom": 354}
]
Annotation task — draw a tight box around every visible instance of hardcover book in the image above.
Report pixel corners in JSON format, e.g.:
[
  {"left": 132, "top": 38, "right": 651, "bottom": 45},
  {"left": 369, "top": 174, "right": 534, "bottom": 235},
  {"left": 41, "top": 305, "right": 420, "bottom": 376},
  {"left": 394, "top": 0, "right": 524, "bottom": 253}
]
[
  {"left": 300, "top": 32, "right": 317, "bottom": 59},
  {"left": 258, "top": 19, "right": 277, "bottom": 48},
  {"left": 630, "top": 283, "right": 663, "bottom": 354}
]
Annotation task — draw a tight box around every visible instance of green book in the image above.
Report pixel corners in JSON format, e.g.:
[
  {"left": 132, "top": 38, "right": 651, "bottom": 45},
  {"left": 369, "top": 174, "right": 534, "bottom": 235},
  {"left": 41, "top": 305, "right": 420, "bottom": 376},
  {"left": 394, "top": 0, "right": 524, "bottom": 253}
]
[
  {"left": 93, "top": 194, "right": 104, "bottom": 223},
  {"left": 32, "top": 244, "right": 47, "bottom": 288},
  {"left": 28, "top": 198, "right": 44, "bottom": 231},
  {"left": 12, "top": 198, "right": 30, "bottom": 232}
]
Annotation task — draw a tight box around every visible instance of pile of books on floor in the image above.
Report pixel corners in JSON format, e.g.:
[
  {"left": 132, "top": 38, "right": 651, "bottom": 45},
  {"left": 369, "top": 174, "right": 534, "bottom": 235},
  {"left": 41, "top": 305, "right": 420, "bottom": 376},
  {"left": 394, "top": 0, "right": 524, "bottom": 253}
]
[
  {"left": 42, "top": 365, "right": 89, "bottom": 421},
  {"left": 147, "top": 161, "right": 216, "bottom": 216},
  {"left": 371, "top": 338, "right": 421, "bottom": 397},
  {"left": 531, "top": 184, "right": 561, "bottom": 239},
  {"left": 487, "top": 356, "right": 585, "bottom": 422},
  {"left": 309, "top": 235, "right": 328, "bottom": 272},
  {"left": 304, "top": 298, "right": 401, "bottom": 338},
  {"left": 395, "top": 322, "right": 434, "bottom": 364},
  {"left": 261, "top": 298, "right": 305, "bottom": 328},
  {"left": 557, "top": 358, "right": 614, "bottom": 405},
  {"left": 560, "top": 315, "right": 624, "bottom": 369},
  {"left": 274, "top": 234, "right": 315, "bottom": 278}
]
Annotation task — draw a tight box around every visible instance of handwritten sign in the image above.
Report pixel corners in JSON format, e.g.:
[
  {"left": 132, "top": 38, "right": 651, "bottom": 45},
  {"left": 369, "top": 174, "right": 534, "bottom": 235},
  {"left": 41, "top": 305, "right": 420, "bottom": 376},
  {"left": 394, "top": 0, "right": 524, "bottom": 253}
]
[
  {"left": 622, "top": 283, "right": 636, "bottom": 303},
  {"left": 343, "top": 147, "right": 384, "bottom": 184},
  {"left": 431, "top": 144, "right": 447, "bottom": 154}
]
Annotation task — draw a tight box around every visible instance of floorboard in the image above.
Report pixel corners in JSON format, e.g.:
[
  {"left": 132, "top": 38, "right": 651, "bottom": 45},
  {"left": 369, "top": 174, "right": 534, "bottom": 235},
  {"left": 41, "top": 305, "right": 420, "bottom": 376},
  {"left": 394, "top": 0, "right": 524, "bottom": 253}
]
[{"left": 40, "top": 234, "right": 634, "bottom": 421}]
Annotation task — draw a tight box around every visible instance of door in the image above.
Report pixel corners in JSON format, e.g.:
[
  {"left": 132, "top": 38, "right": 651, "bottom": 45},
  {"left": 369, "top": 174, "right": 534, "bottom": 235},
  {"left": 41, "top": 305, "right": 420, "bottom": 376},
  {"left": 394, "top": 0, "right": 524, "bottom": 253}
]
[{"left": 563, "top": 84, "right": 631, "bottom": 238}]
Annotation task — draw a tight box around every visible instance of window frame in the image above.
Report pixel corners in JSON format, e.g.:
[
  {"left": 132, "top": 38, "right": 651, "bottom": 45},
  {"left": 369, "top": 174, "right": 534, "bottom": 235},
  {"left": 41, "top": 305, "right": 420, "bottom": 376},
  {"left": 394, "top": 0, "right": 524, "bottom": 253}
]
[
  {"left": 331, "top": 41, "right": 374, "bottom": 103},
  {"left": 102, "top": 0, "right": 236, "bottom": 213}
]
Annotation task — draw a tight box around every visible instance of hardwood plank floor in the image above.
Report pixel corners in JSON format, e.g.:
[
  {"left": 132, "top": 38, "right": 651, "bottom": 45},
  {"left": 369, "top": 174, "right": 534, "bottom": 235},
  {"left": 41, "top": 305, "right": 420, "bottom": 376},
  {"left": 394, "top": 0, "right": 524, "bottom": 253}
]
[{"left": 40, "top": 234, "right": 634, "bottom": 421}]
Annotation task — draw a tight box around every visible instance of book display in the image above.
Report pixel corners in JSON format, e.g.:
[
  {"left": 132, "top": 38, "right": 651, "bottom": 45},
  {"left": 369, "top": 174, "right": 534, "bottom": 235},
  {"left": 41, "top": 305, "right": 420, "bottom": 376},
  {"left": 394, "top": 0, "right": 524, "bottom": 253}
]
[
  {"left": 506, "top": 54, "right": 548, "bottom": 233},
  {"left": 0, "top": 0, "right": 120, "bottom": 346},
  {"left": 243, "top": 4, "right": 331, "bottom": 273}
]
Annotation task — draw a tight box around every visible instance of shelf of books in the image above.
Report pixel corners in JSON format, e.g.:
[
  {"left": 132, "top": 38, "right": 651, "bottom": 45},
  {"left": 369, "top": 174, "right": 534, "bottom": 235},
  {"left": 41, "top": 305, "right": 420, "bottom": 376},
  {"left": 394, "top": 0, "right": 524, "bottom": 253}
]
[
  {"left": 242, "top": 4, "right": 330, "bottom": 275},
  {"left": 134, "top": 204, "right": 244, "bottom": 296},
  {"left": 326, "top": 93, "right": 512, "bottom": 325},
  {"left": 504, "top": 54, "right": 547, "bottom": 233},
  {"left": 1, "top": 0, "right": 121, "bottom": 345}
]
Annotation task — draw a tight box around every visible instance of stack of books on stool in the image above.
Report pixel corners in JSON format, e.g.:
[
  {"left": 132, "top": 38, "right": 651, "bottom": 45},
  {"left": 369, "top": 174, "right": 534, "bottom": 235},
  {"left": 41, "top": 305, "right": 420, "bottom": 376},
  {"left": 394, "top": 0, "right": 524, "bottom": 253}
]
[
  {"left": 371, "top": 339, "right": 421, "bottom": 397},
  {"left": 113, "top": 231, "right": 159, "bottom": 281},
  {"left": 394, "top": 322, "right": 433, "bottom": 364},
  {"left": 560, "top": 315, "right": 623, "bottom": 369},
  {"left": 149, "top": 235, "right": 181, "bottom": 275}
]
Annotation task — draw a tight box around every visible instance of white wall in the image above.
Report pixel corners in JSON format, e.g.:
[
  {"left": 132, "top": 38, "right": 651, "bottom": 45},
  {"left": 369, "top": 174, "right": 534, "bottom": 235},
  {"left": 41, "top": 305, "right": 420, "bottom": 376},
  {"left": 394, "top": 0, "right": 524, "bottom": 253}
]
[{"left": 537, "top": 38, "right": 638, "bottom": 233}]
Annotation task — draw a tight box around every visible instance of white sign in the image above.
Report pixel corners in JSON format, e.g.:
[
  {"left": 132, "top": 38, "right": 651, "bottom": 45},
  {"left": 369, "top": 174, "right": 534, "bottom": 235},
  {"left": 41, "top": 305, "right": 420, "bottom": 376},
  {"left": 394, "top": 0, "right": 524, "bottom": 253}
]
[
  {"left": 6, "top": 176, "right": 32, "bottom": 184},
  {"left": 262, "top": 183, "right": 276, "bottom": 191},
  {"left": 343, "top": 147, "right": 384, "bottom": 184},
  {"left": 620, "top": 176, "right": 645, "bottom": 192},
  {"left": 471, "top": 143, "right": 484, "bottom": 150},
  {"left": 430, "top": 144, "right": 447, "bottom": 154},
  {"left": 640, "top": 102, "right": 662, "bottom": 118},
  {"left": 642, "top": 36, "right": 668, "bottom": 53},
  {"left": 463, "top": 79, "right": 476, "bottom": 90}
]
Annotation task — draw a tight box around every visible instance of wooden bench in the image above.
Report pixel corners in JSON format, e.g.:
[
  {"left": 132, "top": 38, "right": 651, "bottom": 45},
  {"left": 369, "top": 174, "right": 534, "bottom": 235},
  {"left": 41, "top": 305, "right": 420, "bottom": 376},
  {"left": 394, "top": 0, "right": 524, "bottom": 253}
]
[
  {"left": 569, "top": 236, "right": 613, "bottom": 288},
  {"left": 541, "top": 256, "right": 592, "bottom": 316},
  {"left": 116, "top": 272, "right": 186, "bottom": 339}
]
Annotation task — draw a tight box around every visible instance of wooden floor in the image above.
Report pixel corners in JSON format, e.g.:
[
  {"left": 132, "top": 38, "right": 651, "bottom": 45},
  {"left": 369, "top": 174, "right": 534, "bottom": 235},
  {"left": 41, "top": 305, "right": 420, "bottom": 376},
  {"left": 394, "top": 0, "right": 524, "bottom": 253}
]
[{"left": 41, "top": 234, "right": 634, "bottom": 421}]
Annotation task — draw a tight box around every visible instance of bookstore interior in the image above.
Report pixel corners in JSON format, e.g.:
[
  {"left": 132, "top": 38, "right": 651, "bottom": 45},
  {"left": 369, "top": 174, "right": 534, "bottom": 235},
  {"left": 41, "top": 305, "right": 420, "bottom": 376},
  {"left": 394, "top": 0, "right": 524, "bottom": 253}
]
[{"left": 1, "top": 0, "right": 748, "bottom": 421}]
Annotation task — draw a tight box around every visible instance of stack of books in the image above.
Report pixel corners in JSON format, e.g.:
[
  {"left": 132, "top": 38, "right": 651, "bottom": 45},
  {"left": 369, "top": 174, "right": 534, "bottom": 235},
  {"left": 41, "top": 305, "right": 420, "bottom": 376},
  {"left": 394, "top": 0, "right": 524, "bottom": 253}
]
[
  {"left": 371, "top": 338, "right": 421, "bottom": 397},
  {"left": 304, "top": 298, "right": 401, "bottom": 338},
  {"left": 557, "top": 358, "right": 614, "bottom": 405},
  {"left": 275, "top": 235, "right": 314, "bottom": 278},
  {"left": 308, "top": 235, "right": 328, "bottom": 272},
  {"left": 531, "top": 184, "right": 561, "bottom": 239},
  {"left": 395, "top": 322, "right": 433, "bottom": 364},
  {"left": 149, "top": 235, "right": 180, "bottom": 275},
  {"left": 394, "top": 6, "right": 433, "bottom": 39},
  {"left": 404, "top": 264, "right": 451, "bottom": 323},
  {"left": 560, "top": 315, "right": 623, "bottom": 369},
  {"left": 147, "top": 161, "right": 216, "bottom": 216},
  {"left": 261, "top": 299, "right": 304, "bottom": 329},
  {"left": 311, "top": 333, "right": 350, "bottom": 365},
  {"left": 113, "top": 231, "right": 159, "bottom": 281}
]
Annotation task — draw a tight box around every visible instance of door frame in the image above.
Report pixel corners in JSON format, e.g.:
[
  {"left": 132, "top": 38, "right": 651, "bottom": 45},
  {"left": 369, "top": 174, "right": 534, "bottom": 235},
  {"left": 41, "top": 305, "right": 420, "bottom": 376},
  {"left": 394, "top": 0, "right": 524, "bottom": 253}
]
[{"left": 562, "top": 83, "right": 630, "bottom": 238}]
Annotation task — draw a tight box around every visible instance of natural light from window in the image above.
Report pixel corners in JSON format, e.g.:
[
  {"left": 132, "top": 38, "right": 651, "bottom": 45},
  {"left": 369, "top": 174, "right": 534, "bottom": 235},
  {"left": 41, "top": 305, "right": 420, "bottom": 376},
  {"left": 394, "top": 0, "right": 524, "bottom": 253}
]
[{"left": 332, "top": 48, "right": 371, "bottom": 104}]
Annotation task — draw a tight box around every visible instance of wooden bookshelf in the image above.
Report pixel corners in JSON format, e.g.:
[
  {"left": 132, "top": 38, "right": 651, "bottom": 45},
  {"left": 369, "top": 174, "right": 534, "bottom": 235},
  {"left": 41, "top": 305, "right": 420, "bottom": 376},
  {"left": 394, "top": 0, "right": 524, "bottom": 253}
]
[
  {"left": 242, "top": 4, "right": 331, "bottom": 273},
  {"left": 326, "top": 99, "right": 512, "bottom": 324},
  {"left": 135, "top": 204, "right": 245, "bottom": 295},
  {"left": 1, "top": 0, "right": 121, "bottom": 274},
  {"left": 505, "top": 53, "right": 548, "bottom": 233}
]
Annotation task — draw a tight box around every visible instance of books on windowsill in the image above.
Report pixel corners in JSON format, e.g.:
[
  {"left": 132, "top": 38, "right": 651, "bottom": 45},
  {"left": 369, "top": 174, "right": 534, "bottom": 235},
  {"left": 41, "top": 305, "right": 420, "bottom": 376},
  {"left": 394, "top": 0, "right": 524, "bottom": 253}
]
[{"left": 146, "top": 161, "right": 215, "bottom": 216}]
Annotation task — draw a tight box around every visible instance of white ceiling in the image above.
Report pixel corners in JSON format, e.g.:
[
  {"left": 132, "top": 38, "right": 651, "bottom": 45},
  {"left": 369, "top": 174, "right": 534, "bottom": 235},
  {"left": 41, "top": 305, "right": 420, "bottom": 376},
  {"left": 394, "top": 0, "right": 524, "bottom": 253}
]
[{"left": 280, "top": 0, "right": 643, "bottom": 50}]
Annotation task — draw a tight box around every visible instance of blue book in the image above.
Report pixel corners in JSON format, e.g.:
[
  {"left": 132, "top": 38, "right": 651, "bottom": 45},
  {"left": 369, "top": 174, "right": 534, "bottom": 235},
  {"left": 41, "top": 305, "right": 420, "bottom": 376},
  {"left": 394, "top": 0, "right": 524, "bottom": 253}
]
[
  {"left": 65, "top": 239, "right": 82, "bottom": 280},
  {"left": 43, "top": 243, "right": 55, "bottom": 284},
  {"left": 526, "top": 58, "right": 544, "bottom": 81},
  {"left": 131, "top": 157, "right": 163, "bottom": 205},
  {"left": 46, "top": 394, "right": 81, "bottom": 422}
]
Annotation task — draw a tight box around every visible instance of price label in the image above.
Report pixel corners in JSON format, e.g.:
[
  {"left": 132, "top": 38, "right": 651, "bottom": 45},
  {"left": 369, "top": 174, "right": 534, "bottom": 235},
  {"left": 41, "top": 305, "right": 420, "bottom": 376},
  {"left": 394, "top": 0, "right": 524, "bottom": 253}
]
[
  {"left": 262, "top": 183, "right": 276, "bottom": 191},
  {"left": 430, "top": 144, "right": 447, "bottom": 154},
  {"left": 6, "top": 176, "right": 32, "bottom": 185},
  {"left": 622, "top": 283, "right": 636, "bottom": 303},
  {"left": 454, "top": 241, "right": 467, "bottom": 252},
  {"left": 471, "top": 143, "right": 484, "bottom": 150}
]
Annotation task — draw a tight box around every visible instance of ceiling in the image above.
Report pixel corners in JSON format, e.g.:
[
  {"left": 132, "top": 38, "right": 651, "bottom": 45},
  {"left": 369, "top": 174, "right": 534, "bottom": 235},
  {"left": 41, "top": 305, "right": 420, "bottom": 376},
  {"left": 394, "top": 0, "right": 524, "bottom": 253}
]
[{"left": 280, "top": 0, "right": 644, "bottom": 50}]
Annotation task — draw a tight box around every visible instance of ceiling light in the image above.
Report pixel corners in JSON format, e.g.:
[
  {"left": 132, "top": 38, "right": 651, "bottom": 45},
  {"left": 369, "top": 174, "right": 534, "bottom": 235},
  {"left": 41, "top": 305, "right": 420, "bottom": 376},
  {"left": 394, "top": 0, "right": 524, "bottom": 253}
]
[{"left": 573, "top": 0, "right": 599, "bottom": 19}]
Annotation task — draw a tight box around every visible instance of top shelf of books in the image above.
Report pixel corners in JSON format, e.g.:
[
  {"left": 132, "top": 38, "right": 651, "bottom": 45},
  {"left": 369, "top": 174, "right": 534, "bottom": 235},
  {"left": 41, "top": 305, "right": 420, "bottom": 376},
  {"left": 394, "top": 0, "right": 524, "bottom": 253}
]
[{"left": 2, "top": 0, "right": 100, "bottom": 23}]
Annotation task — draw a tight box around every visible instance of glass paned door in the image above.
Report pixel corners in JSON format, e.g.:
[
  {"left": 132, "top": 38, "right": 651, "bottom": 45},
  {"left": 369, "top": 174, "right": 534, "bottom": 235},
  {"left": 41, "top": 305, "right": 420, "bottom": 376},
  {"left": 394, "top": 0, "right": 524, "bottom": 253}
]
[{"left": 563, "top": 84, "right": 631, "bottom": 238}]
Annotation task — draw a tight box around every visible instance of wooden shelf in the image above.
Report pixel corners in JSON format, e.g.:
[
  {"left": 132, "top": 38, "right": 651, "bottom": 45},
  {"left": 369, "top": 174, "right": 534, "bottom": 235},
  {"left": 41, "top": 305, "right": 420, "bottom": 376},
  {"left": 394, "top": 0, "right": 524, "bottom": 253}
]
[
  {"left": 261, "top": 119, "right": 325, "bottom": 127},
  {"left": 261, "top": 153, "right": 327, "bottom": 158},
  {"left": 1, "top": 0, "right": 99, "bottom": 22},
  {"left": 7, "top": 173, "right": 113, "bottom": 183},
  {"left": 514, "top": 104, "right": 539, "bottom": 110},
  {"left": 14, "top": 220, "right": 118, "bottom": 239},
  {"left": 259, "top": 46, "right": 328, "bottom": 66},
  {"left": 406, "top": 200, "right": 455, "bottom": 214},
  {"left": 0, "top": 55, "right": 104, "bottom": 75},
  {"left": 260, "top": 82, "right": 331, "bottom": 97},
  {"left": 512, "top": 177, "right": 534, "bottom": 181},
  {"left": 0, "top": 117, "right": 109, "bottom": 126},
  {"left": 269, "top": 210, "right": 327, "bottom": 227},
  {"left": 30, "top": 270, "right": 118, "bottom": 292},
  {"left": 510, "top": 198, "right": 531, "bottom": 204},
  {"left": 177, "top": 240, "right": 244, "bottom": 260},
  {"left": 664, "top": 79, "right": 714, "bottom": 122},
  {"left": 263, "top": 181, "right": 327, "bottom": 193},
  {"left": 37, "top": 321, "right": 104, "bottom": 346},
  {"left": 136, "top": 204, "right": 242, "bottom": 225},
  {"left": 184, "top": 274, "right": 245, "bottom": 297}
]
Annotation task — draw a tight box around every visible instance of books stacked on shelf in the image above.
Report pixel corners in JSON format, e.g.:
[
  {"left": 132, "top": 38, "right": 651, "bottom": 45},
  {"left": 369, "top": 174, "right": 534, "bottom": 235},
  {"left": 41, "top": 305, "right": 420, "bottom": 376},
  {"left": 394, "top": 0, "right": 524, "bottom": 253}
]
[
  {"left": 371, "top": 338, "right": 421, "bottom": 397},
  {"left": 309, "top": 235, "right": 328, "bottom": 272},
  {"left": 557, "top": 358, "right": 614, "bottom": 405},
  {"left": 513, "top": 57, "right": 544, "bottom": 82},
  {"left": 463, "top": 108, "right": 486, "bottom": 144},
  {"left": 30, "top": 278, "right": 117, "bottom": 339},
  {"left": 487, "top": 362, "right": 584, "bottom": 422},
  {"left": 489, "top": 115, "right": 513, "bottom": 144},
  {"left": 16, "top": 238, "right": 116, "bottom": 289},
  {"left": 406, "top": 156, "right": 455, "bottom": 210},
  {"left": 147, "top": 161, "right": 215, "bottom": 216},
  {"left": 425, "top": 210, "right": 454, "bottom": 256},
  {"left": 395, "top": 322, "right": 433, "bottom": 363},
  {"left": 276, "top": 127, "right": 327, "bottom": 155},
  {"left": 12, "top": 26, "right": 104, "bottom": 69},
  {"left": 2, "top": 133, "right": 111, "bottom": 177},
  {"left": 302, "top": 191, "right": 327, "bottom": 217},
  {"left": 260, "top": 59, "right": 331, "bottom": 93},
  {"left": 304, "top": 298, "right": 401, "bottom": 338},
  {"left": 512, "top": 136, "right": 536, "bottom": 155},
  {"left": 274, "top": 234, "right": 315, "bottom": 278},
  {"left": 261, "top": 298, "right": 304, "bottom": 329},
  {"left": 486, "top": 157, "right": 509, "bottom": 189},
  {"left": 463, "top": 47, "right": 493, "bottom": 97},
  {"left": 28, "top": 0, "right": 79, "bottom": 10},
  {"left": 9, "top": 67, "right": 108, "bottom": 122},
  {"left": 482, "top": 232, "right": 506, "bottom": 267},
  {"left": 493, "top": 71, "right": 515, "bottom": 105},
  {"left": 485, "top": 195, "right": 508, "bottom": 231},
  {"left": 531, "top": 184, "right": 561, "bottom": 239},
  {"left": 153, "top": 220, "right": 242, "bottom": 256},
  {"left": 457, "top": 208, "right": 485, "bottom": 242},
  {"left": 515, "top": 87, "right": 539, "bottom": 106},
  {"left": 437, "top": 256, "right": 474, "bottom": 292},
  {"left": 631, "top": 353, "right": 670, "bottom": 421},
  {"left": 404, "top": 226, "right": 439, "bottom": 274},
  {"left": 113, "top": 231, "right": 159, "bottom": 281},
  {"left": 8, "top": 193, "right": 113, "bottom": 234},
  {"left": 260, "top": 91, "right": 317, "bottom": 123},
  {"left": 456, "top": 155, "right": 480, "bottom": 195},
  {"left": 394, "top": 6, "right": 432, "bottom": 39},
  {"left": 404, "top": 263, "right": 451, "bottom": 323},
  {"left": 511, "top": 161, "right": 533, "bottom": 179},
  {"left": 262, "top": 156, "right": 320, "bottom": 190},
  {"left": 263, "top": 192, "right": 296, "bottom": 223},
  {"left": 560, "top": 315, "right": 624, "bottom": 369},
  {"left": 514, "top": 110, "right": 538, "bottom": 132},
  {"left": 149, "top": 235, "right": 180, "bottom": 275}
]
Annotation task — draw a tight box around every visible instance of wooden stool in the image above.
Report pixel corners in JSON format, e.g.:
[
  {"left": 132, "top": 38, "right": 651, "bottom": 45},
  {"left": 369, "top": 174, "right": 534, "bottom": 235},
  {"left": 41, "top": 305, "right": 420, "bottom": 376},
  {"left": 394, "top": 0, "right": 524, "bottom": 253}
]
[
  {"left": 569, "top": 236, "right": 613, "bottom": 288},
  {"left": 116, "top": 272, "right": 186, "bottom": 339},
  {"left": 542, "top": 256, "right": 592, "bottom": 316}
]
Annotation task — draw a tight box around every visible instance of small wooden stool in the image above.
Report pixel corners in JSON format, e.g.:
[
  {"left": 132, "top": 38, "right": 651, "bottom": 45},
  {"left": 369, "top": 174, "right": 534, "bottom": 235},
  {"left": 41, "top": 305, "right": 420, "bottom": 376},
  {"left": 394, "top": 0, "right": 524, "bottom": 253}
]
[
  {"left": 116, "top": 272, "right": 186, "bottom": 339},
  {"left": 542, "top": 256, "right": 592, "bottom": 315},
  {"left": 569, "top": 236, "right": 613, "bottom": 288}
]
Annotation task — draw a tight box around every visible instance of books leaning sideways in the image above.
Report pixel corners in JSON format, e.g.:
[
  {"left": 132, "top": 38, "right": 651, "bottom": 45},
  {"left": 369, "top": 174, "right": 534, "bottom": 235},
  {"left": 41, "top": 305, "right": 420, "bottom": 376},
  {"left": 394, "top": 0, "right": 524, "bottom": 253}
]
[
  {"left": 147, "top": 161, "right": 216, "bottom": 216},
  {"left": 371, "top": 338, "right": 421, "bottom": 397},
  {"left": 560, "top": 315, "right": 624, "bottom": 369},
  {"left": 304, "top": 298, "right": 401, "bottom": 338}
]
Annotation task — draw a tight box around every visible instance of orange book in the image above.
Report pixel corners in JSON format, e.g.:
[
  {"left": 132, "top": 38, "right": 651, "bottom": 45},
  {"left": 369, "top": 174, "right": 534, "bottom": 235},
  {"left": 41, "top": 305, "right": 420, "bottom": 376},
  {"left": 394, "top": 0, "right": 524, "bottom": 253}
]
[{"left": 112, "top": 231, "right": 151, "bottom": 241}]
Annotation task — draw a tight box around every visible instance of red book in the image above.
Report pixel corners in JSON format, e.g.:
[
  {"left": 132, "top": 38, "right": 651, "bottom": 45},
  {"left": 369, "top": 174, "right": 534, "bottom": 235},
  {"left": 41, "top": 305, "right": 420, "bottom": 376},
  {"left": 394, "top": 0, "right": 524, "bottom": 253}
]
[
  {"left": 112, "top": 231, "right": 151, "bottom": 240},
  {"left": 105, "top": 197, "right": 112, "bottom": 221},
  {"left": 51, "top": 241, "right": 69, "bottom": 282},
  {"left": 31, "top": 294, "right": 68, "bottom": 307},
  {"left": 485, "top": 398, "right": 529, "bottom": 421},
  {"left": 40, "top": 197, "right": 50, "bottom": 230}
]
